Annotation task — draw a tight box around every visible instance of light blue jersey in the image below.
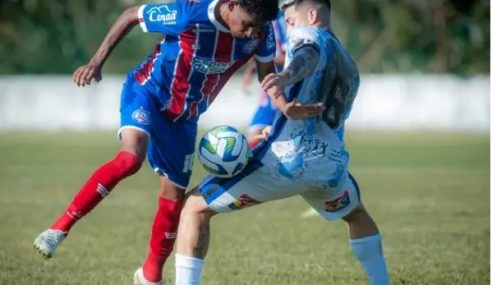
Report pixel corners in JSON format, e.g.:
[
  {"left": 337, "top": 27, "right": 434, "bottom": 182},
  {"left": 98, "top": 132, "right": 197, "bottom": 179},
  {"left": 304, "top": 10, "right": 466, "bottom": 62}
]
[
  {"left": 198, "top": 25, "right": 362, "bottom": 220},
  {"left": 259, "top": 25, "right": 360, "bottom": 189}
]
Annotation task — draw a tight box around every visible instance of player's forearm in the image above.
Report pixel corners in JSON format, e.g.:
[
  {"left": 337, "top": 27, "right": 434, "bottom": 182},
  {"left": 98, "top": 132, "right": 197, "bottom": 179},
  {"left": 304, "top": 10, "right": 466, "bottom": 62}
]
[
  {"left": 90, "top": 6, "right": 140, "bottom": 66},
  {"left": 256, "top": 60, "right": 276, "bottom": 83},
  {"left": 279, "top": 45, "right": 319, "bottom": 86},
  {"left": 266, "top": 88, "right": 290, "bottom": 114}
]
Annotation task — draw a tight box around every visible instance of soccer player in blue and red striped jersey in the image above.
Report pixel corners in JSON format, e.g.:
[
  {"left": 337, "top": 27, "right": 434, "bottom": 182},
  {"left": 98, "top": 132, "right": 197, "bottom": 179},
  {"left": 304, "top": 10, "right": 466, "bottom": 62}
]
[{"left": 29, "top": 1, "right": 320, "bottom": 284}]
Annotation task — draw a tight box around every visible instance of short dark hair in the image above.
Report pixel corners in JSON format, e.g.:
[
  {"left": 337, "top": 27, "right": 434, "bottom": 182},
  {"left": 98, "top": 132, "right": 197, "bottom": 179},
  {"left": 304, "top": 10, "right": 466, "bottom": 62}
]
[
  {"left": 237, "top": 0, "right": 279, "bottom": 22},
  {"left": 281, "top": 0, "right": 331, "bottom": 11}
]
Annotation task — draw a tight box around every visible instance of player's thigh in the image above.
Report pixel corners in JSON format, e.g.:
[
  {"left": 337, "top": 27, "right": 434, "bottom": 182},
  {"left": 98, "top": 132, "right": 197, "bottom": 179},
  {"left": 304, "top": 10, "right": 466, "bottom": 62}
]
[
  {"left": 200, "top": 165, "right": 307, "bottom": 213},
  {"left": 302, "top": 172, "right": 361, "bottom": 221},
  {"left": 148, "top": 118, "right": 198, "bottom": 189},
  {"left": 118, "top": 79, "right": 153, "bottom": 159}
]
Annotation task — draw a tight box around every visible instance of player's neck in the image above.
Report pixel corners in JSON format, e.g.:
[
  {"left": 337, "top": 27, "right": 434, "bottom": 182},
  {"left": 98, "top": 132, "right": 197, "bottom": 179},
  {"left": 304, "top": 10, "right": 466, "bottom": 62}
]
[
  {"left": 312, "top": 17, "right": 331, "bottom": 31},
  {"left": 314, "top": 22, "right": 331, "bottom": 31},
  {"left": 215, "top": 0, "right": 231, "bottom": 30}
]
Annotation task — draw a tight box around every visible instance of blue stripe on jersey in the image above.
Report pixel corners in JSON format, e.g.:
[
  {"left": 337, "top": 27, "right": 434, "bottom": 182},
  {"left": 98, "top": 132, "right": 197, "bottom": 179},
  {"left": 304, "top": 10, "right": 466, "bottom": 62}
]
[{"left": 180, "top": 25, "right": 207, "bottom": 120}]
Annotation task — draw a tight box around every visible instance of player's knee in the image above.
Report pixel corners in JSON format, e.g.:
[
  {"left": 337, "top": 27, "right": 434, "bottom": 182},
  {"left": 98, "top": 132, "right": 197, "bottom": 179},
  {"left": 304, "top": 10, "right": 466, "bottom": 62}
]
[
  {"left": 342, "top": 204, "right": 367, "bottom": 224},
  {"left": 114, "top": 151, "right": 142, "bottom": 177},
  {"left": 181, "top": 190, "right": 214, "bottom": 219}
]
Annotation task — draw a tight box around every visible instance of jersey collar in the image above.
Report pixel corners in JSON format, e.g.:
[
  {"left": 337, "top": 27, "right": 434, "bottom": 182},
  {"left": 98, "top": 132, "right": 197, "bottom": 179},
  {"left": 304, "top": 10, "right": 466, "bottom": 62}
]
[{"left": 208, "top": 0, "right": 230, "bottom": 33}]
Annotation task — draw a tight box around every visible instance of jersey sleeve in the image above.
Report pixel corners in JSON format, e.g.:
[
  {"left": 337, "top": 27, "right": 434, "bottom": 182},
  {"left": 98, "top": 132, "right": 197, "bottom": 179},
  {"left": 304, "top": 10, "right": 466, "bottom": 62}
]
[
  {"left": 273, "top": 14, "right": 288, "bottom": 54},
  {"left": 138, "top": 2, "right": 188, "bottom": 36},
  {"left": 288, "top": 26, "right": 322, "bottom": 55},
  {"left": 255, "top": 23, "right": 276, "bottom": 63}
]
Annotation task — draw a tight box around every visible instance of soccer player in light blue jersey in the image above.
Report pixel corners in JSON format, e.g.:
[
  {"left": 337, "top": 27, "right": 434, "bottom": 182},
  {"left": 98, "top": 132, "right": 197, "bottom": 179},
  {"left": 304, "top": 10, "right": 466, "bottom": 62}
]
[
  {"left": 241, "top": 12, "right": 288, "bottom": 148},
  {"left": 30, "top": 1, "right": 312, "bottom": 285},
  {"left": 173, "top": 0, "right": 389, "bottom": 284}
]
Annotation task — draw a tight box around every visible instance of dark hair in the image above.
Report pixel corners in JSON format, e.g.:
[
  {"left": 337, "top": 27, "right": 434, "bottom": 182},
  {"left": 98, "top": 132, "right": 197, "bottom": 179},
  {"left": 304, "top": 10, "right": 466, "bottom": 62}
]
[
  {"left": 281, "top": 0, "right": 331, "bottom": 11},
  {"left": 237, "top": 0, "right": 279, "bottom": 22}
]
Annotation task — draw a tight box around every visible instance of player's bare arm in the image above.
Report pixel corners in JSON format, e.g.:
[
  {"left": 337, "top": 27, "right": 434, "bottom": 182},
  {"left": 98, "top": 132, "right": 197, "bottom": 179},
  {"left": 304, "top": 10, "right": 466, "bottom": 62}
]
[
  {"left": 261, "top": 44, "right": 319, "bottom": 97},
  {"left": 73, "top": 6, "right": 140, "bottom": 87},
  {"left": 259, "top": 45, "right": 323, "bottom": 119},
  {"left": 255, "top": 60, "right": 276, "bottom": 83}
]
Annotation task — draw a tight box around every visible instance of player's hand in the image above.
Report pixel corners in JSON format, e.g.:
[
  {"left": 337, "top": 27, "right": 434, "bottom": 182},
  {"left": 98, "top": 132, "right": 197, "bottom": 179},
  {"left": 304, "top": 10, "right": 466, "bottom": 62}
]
[
  {"left": 283, "top": 99, "right": 325, "bottom": 120},
  {"left": 261, "top": 73, "right": 290, "bottom": 99},
  {"left": 73, "top": 62, "right": 102, "bottom": 87},
  {"left": 253, "top": 126, "right": 272, "bottom": 141}
]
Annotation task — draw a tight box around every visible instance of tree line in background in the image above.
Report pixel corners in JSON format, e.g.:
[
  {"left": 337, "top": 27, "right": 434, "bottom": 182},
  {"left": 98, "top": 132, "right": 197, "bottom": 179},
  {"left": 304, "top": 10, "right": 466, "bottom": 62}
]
[{"left": 0, "top": 0, "right": 489, "bottom": 74}]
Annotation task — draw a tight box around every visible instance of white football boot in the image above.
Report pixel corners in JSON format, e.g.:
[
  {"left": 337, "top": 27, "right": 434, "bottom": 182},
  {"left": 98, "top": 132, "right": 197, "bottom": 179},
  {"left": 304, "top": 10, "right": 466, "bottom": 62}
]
[
  {"left": 133, "top": 268, "right": 164, "bottom": 285},
  {"left": 33, "top": 229, "right": 66, "bottom": 258}
]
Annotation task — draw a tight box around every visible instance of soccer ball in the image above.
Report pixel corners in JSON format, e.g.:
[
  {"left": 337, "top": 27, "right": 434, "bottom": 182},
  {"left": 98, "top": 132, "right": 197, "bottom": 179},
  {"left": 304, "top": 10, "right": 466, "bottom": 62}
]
[{"left": 198, "top": 125, "right": 251, "bottom": 178}]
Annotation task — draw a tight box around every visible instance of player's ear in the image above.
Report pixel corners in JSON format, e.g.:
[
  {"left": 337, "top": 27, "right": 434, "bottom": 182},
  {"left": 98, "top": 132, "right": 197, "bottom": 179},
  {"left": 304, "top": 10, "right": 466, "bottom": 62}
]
[
  {"left": 228, "top": 0, "right": 238, "bottom": 12},
  {"left": 307, "top": 9, "right": 318, "bottom": 25}
]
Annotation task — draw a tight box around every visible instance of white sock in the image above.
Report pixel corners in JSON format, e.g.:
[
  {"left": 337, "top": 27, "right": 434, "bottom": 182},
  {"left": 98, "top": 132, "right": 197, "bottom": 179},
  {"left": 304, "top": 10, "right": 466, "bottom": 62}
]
[
  {"left": 350, "top": 234, "right": 389, "bottom": 285},
  {"left": 175, "top": 254, "right": 204, "bottom": 285}
]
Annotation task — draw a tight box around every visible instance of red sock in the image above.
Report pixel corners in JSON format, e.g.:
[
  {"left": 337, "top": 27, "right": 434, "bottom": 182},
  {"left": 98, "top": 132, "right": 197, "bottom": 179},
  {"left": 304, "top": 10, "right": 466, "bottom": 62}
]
[
  {"left": 142, "top": 197, "right": 183, "bottom": 282},
  {"left": 50, "top": 151, "right": 141, "bottom": 233}
]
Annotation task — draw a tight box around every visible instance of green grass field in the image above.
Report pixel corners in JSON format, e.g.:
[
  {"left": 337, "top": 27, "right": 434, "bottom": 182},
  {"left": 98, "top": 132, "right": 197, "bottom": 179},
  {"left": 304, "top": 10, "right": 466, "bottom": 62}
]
[{"left": 0, "top": 131, "right": 489, "bottom": 285}]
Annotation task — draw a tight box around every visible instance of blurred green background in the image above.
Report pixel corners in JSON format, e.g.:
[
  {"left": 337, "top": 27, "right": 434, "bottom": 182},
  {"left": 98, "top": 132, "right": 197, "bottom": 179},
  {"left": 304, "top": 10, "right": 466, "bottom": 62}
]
[
  {"left": 0, "top": 1, "right": 489, "bottom": 284},
  {"left": 0, "top": 0, "right": 489, "bottom": 74}
]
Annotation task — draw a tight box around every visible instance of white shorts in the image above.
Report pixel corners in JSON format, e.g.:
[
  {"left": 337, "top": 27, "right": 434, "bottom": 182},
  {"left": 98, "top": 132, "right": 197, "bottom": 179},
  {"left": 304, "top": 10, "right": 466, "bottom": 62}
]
[{"left": 198, "top": 162, "right": 361, "bottom": 220}]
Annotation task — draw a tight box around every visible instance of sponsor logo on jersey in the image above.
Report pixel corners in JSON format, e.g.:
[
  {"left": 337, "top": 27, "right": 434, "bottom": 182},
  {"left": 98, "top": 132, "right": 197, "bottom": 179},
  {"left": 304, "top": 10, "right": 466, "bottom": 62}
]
[
  {"left": 192, "top": 43, "right": 201, "bottom": 51},
  {"left": 228, "top": 194, "right": 261, "bottom": 210},
  {"left": 192, "top": 56, "right": 232, "bottom": 74},
  {"left": 324, "top": 190, "right": 350, "bottom": 212},
  {"left": 132, "top": 108, "right": 150, "bottom": 125},
  {"left": 147, "top": 5, "right": 177, "bottom": 25}
]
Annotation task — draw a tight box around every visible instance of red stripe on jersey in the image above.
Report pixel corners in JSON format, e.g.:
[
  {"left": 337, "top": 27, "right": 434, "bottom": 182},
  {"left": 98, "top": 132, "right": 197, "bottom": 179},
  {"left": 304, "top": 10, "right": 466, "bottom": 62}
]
[
  {"left": 214, "top": 32, "right": 233, "bottom": 62},
  {"left": 202, "top": 32, "right": 234, "bottom": 108},
  {"left": 135, "top": 40, "right": 162, "bottom": 85},
  {"left": 166, "top": 30, "right": 195, "bottom": 121},
  {"left": 188, "top": 102, "right": 198, "bottom": 119}
]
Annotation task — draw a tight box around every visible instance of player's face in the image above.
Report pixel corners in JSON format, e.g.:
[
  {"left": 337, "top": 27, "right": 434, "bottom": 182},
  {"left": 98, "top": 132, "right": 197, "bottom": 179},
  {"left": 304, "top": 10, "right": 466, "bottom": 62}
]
[
  {"left": 283, "top": 5, "right": 311, "bottom": 34},
  {"left": 229, "top": 4, "right": 266, "bottom": 38}
]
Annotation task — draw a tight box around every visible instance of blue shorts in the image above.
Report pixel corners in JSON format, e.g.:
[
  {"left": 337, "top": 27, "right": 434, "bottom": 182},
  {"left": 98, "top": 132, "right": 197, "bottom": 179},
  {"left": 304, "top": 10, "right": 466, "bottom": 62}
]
[
  {"left": 249, "top": 90, "right": 277, "bottom": 131},
  {"left": 118, "top": 75, "right": 197, "bottom": 188}
]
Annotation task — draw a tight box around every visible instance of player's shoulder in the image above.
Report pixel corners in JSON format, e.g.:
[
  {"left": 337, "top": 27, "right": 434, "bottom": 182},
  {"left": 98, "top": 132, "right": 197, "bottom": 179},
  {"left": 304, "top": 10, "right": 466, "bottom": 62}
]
[
  {"left": 289, "top": 26, "right": 338, "bottom": 51},
  {"left": 288, "top": 26, "right": 322, "bottom": 50},
  {"left": 290, "top": 26, "right": 329, "bottom": 41}
]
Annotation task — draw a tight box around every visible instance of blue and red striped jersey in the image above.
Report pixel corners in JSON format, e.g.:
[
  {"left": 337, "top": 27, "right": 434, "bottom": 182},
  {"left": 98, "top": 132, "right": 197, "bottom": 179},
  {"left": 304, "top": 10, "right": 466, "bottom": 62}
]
[{"left": 132, "top": 0, "right": 276, "bottom": 122}]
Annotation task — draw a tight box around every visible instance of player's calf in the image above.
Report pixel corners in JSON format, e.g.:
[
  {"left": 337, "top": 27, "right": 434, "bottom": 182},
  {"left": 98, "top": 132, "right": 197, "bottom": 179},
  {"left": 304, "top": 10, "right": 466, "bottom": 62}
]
[
  {"left": 343, "top": 204, "right": 389, "bottom": 285},
  {"left": 34, "top": 151, "right": 142, "bottom": 259}
]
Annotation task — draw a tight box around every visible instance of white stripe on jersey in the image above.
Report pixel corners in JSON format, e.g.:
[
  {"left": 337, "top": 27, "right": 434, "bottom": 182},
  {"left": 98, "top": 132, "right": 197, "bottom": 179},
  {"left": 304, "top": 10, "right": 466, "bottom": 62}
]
[{"left": 138, "top": 6, "right": 148, "bottom": 33}]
